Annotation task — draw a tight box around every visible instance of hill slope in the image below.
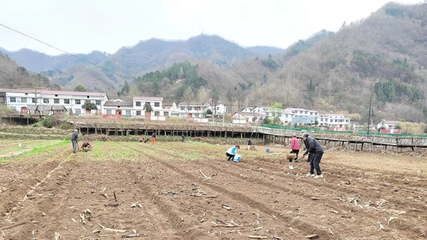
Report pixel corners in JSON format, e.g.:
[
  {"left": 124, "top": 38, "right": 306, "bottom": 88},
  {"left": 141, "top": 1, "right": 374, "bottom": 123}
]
[
  {"left": 177, "top": 2, "right": 427, "bottom": 123},
  {"left": 271, "top": 2, "right": 427, "bottom": 122},
  {"left": 0, "top": 52, "right": 53, "bottom": 89},
  {"left": 1, "top": 34, "right": 283, "bottom": 93}
]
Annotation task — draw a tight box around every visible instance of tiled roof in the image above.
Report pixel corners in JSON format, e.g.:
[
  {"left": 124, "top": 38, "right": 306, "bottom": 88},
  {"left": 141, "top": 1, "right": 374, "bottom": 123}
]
[
  {"left": 104, "top": 101, "right": 133, "bottom": 107},
  {"left": 0, "top": 88, "right": 107, "bottom": 97},
  {"left": 162, "top": 101, "right": 174, "bottom": 106},
  {"left": 133, "top": 96, "right": 163, "bottom": 101}
]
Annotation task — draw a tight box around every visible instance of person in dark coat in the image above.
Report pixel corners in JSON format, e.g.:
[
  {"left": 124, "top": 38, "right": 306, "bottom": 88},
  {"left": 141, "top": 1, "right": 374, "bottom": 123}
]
[
  {"left": 302, "top": 133, "right": 324, "bottom": 178},
  {"left": 71, "top": 129, "right": 78, "bottom": 153},
  {"left": 247, "top": 139, "right": 252, "bottom": 150}
]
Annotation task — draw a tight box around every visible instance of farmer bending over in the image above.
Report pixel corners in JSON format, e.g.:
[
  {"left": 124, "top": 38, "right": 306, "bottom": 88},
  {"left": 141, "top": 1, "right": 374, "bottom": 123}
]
[
  {"left": 81, "top": 141, "right": 91, "bottom": 151},
  {"left": 226, "top": 145, "right": 240, "bottom": 161}
]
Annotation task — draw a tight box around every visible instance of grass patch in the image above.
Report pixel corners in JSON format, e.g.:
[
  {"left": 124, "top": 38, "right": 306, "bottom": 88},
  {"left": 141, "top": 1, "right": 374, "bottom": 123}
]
[{"left": 18, "top": 140, "right": 68, "bottom": 158}]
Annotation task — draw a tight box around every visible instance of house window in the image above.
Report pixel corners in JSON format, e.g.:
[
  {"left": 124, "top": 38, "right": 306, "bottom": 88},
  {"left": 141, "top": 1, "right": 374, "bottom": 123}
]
[
  {"left": 21, "top": 97, "right": 27, "bottom": 103},
  {"left": 96, "top": 100, "right": 101, "bottom": 105},
  {"left": 164, "top": 112, "right": 169, "bottom": 117},
  {"left": 180, "top": 107, "right": 185, "bottom": 110},
  {"left": 154, "top": 111, "right": 159, "bottom": 116},
  {"left": 75, "top": 109, "right": 81, "bottom": 115},
  {"left": 106, "top": 110, "right": 112, "bottom": 114},
  {"left": 54, "top": 99, "right": 60, "bottom": 104},
  {"left": 126, "top": 110, "right": 131, "bottom": 115},
  {"left": 32, "top": 98, "right": 37, "bottom": 103},
  {"left": 136, "top": 110, "right": 141, "bottom": 115},
  {"left": 64, "top": 99, "right": 70, "bottom": 104},
  {"left": 43, "top": 98, "right": 49, "bottom": 104},
  {"left": 188, "top": 107, "right": 192, "bottom": 110},
  {"left": 135, "top": 101, "right": 141, "bottom": 107},
  {"left": 75, "top": 99, "right": 81, "bottom": 104},
  {"left": 10, "top": 97, "right": 16, "bottom": 102},
  {"left": 55, "top": 94, "right": 58, "bottom": 97},
  {"left": 154, "top": 102, "right": 160, "bottom": 107}
]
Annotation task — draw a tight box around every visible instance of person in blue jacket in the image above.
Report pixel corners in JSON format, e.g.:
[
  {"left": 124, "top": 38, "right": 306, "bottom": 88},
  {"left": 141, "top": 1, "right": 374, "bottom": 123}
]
[{"left": 226, "top": 145, "right": 240, "bottom": 161}]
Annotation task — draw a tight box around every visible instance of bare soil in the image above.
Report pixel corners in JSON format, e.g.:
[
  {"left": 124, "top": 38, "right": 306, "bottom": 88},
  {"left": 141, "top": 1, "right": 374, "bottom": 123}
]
[{"left": 0, "top": 140, "right": 426, "bottom": 239}]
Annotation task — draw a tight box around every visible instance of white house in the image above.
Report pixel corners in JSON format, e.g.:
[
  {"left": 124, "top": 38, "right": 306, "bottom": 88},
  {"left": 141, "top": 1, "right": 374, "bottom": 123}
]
[
  {"left": 318, "top": 113, "right": 351, "bottom": 129},
  {"left": 133, "top": 96, "right": 164, "bottom": 117},
  {"left": 102, "top": 99, "right": 133, "bottom": 117},
  {"left": 0, "top": 88, "right": 108, "bottom": 115},
  {"left": 213, "top": 103, "right": 227, "bottom": 114},
  {"left": 284, "top": 108, "right": 319, "bottom": 125},
  {"left": 281, "top": 108, "right": 294, "bottom": 124},
  {"left": 249, "top": 106, "right": 269, "bottom": 122},
  {"left": 177, "top": 102, "right": 210, "bottom": 118},
  {"left": 41, "top": 90, "right": 107, "bottom": 115},
  {"left": 162, "top": 101, "right": 179, "bottom": 117},
  {"left": 232, "top": 111, "right": 255, "bottom": 123}
]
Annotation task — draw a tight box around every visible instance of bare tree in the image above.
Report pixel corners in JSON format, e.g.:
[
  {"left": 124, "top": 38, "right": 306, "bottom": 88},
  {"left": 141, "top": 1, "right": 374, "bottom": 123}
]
[{"left": 182, "top": 86, "right": 195, "bottom": 117}]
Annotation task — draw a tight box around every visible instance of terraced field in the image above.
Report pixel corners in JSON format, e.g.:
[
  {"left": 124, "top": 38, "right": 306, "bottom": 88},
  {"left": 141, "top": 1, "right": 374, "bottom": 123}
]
[{"left": 0, "top": 139, "right": 426, "bottom": 239}]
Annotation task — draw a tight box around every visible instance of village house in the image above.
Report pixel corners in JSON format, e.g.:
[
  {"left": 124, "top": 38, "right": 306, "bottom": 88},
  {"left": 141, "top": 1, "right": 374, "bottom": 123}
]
[
  {"left": 133, "top": 96, "right": 164, "bottom": 119},
  {"left": 318, "top": 113, "right": 351, "bottom": 130},
  {"left": 284, "top": 108, "right": 319, "bottom": 125},
  {"left": 162, "top": 101, "right": 179, "bottom": 117},
  {"left": 176, "top": 102, "right": 210, "bottom": 118},
  {"left": 0, "top": 88, "right": 108, "bottom": 115},
  {"left": 102, "top": 99, "right": 133, "bottom": 118}
]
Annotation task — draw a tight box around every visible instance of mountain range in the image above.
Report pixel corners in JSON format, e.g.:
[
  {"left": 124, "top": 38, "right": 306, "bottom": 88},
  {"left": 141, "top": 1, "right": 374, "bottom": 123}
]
[{"left": 1, "top": 2, "right": 427, "bottom": 124}]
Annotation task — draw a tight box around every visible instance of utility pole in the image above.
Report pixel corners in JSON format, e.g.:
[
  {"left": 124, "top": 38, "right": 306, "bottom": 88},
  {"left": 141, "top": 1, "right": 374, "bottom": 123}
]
[{"left": 367, "top": 94, "right": 372, "bottom": 137}]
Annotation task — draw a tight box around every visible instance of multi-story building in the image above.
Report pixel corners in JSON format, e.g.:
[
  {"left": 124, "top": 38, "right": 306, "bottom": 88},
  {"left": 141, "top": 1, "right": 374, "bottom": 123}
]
[
  {"left": 177, "top": 102, "right": 210, "bottom": 118},
  {"left": 102, "top": 99, "right": 133, "bottom": 118},
  {"left": 133, "top": 96, "right": 164, "bottom": 117},
  {"left": 0, "top": 88, "right": 108, "bottom": 115},
  {"left": 284, "top": 108, "right": 319, "bottom": 125},
  {"left": 318, "top": 113, "right": 351, "bottom": 130}
]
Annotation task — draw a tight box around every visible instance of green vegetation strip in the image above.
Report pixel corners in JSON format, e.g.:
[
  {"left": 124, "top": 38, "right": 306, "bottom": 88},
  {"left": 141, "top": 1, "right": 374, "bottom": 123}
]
[{"left": 18, "top": 140, "right": 69, "bottom": 158}]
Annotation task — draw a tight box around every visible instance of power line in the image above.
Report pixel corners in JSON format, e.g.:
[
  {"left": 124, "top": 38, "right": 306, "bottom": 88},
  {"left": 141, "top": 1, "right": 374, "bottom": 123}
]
[{"left": 0, "top": 23, "right": 128, "bottom": 80}]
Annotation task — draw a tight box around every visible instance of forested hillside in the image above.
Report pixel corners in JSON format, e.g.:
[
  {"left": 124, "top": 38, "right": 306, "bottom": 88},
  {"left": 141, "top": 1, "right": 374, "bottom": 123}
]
[
  {"left": 195, "top": 2, "right": 427, "bottom": 123},
  {"left": 0, "top": 52, "right": 54, "bottom": 89},
  {"left": 0, "top": 34, "right": 283, "bottom": 94},
  {"left": 271, "top": 2, "right": 427, "bottom": 123}
]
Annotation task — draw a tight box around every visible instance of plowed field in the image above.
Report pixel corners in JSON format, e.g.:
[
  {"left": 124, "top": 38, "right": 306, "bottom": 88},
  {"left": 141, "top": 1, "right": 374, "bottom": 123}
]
[{"left": 0, "top": 140, "right": 426, "bottom": 239}]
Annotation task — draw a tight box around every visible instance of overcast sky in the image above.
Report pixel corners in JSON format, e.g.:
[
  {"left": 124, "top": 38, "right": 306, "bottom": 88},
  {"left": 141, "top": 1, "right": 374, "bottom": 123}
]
[{"left": 0, "top": 0, "right": 421, "bottom": 56}]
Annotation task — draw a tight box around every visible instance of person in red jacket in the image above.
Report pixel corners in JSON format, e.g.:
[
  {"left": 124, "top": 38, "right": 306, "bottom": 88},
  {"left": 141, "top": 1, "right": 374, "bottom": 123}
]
[{"left": 290, "top": 133, "right": 300, "bottom": 162}]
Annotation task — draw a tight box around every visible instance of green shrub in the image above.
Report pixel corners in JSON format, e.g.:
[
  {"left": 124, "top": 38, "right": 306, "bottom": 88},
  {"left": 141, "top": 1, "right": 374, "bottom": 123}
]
[
  {"left": 42, "top": 116, "right": 55, "bottom": 128},
  {"left": 60, "top": 121, "right": 73, "bottom": 130}
]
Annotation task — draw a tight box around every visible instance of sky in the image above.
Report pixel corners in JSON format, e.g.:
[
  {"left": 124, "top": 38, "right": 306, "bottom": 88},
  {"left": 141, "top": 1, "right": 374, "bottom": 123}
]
[{"left": 0, "top": 0, "right": 422, "bottom": 56}]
